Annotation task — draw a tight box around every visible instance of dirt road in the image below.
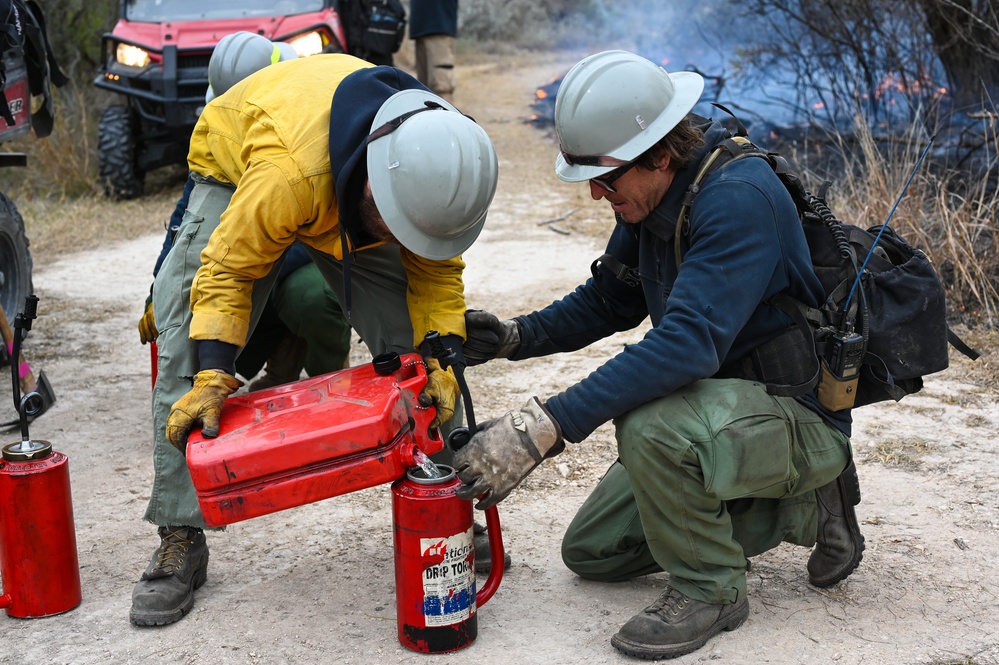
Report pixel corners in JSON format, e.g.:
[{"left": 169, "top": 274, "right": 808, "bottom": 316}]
[{"left": 4, "top": 52, "right": 998, "bottom": 665}]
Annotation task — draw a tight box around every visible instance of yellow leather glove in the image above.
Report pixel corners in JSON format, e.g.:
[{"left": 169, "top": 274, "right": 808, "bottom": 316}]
[
  {"left": 420, "top": 357, "right": 460, "bottom": 429},
  {"left": 138, "top": 300, "right": 158, "bottom": 344},
  {"left": 165, "top": 370, "right": 243, "bottom": 453}
]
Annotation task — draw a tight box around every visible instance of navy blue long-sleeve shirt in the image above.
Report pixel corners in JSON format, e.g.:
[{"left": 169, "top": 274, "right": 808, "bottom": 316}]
[{"left": 513, "top": 120, "right": 851, "bottom": 443}]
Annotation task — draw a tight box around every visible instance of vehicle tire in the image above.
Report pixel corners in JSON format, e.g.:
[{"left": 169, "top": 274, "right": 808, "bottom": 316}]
[
  {"left": 0, "top": 191, "right": 33, "bottom": 320},
  {"left": 98, "top": 105, "right": 145, "bottom": 200}
]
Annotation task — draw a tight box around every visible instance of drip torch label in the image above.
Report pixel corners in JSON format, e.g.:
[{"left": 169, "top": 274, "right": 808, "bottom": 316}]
[{"left": 420, "top": 526, "right": 475, "bottom": 626}]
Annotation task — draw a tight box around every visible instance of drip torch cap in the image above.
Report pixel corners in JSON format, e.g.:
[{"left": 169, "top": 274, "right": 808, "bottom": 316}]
[{"left": 3, "top": 439, "right": 53, "bottom": 462}]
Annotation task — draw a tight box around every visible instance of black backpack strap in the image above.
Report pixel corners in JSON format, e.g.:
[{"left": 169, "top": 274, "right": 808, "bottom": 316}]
[
  {"left": 675, "top": 136, "right": 770, "bottom": 267},
  {"left": 947, "top": 328, "right": 980, "bottom": 361},
  {"left": 591, "top": 253, "right": 640, "bottom": 287}
]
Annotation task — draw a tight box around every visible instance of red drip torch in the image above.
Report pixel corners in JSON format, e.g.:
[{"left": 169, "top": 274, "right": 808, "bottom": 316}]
[
  {"left": 392, "top": 332, "right": 504, "bottom": 653},
  {"left": 149, "top": 340, "right": 158, "bottom": 389},
  {"left": 0, "top": 295, "right": 81, "bottom": 618}
]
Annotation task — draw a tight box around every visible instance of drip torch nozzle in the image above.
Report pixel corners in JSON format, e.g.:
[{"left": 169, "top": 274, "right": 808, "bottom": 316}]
[{"left": 7, "top": 295, "right": 49, "bottom": 457}]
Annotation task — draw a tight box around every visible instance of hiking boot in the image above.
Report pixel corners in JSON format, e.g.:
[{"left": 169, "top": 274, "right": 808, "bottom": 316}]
[
  {"left": 130, "top": 526, "right": 209, "bottom": 627},
  {"left": 248, "top": 334, "right": 306, "bottom": 392},
  {"left": 473, "top": 521, "right": 511, "bottom": 574},
  {"left": 808, "top": 461, "right": 865, "bottom": 587},
  {"left": 611, "top": 586, "right": 750, "bottom": 660}
]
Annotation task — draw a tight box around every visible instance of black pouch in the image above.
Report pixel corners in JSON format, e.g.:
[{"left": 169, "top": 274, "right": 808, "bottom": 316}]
[
  {"left": 360, "top": 0, "right": 406, "bottom": 59},
  {"left": 851, "top": 225, "right": 950, "bottom": 406}
]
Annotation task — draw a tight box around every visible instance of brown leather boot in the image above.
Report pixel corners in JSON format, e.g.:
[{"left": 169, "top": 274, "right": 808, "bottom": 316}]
[{"left": 808, "top": 462, "right": 865, "bottom": 587}]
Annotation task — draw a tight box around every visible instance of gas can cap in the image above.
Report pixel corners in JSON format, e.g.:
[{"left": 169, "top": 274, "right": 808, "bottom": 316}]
[{"left": 373, "top": 351, "right": 402, "bottom": 376}]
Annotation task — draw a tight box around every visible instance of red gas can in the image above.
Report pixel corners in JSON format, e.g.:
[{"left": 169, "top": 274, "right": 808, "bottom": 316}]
[
  {"left": 187, "top": 352, "right": 441, "bottom": 527},
  {"left": 0, "top": 440, "right": 82, "bottom": 618}
]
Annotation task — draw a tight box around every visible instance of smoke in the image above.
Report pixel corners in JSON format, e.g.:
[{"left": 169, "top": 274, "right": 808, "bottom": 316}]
[{"left": 521, "top": 0, "right": 949, "bottom": 142}]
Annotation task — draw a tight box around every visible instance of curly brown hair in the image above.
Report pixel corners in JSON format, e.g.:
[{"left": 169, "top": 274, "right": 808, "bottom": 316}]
[{"left": 634, "top": 115, "right": 706, "bottom": 172}]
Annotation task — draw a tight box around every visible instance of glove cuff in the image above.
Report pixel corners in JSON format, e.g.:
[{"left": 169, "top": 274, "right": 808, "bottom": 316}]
[
  {"left": 526, "top": 396, "right": 564, "bottom": 458},
  {"left": 197, "top": 340, "right": 239, "bottom": 376},
  {"left": 194, "top": 369, "right": 244, "bottom": 393}
]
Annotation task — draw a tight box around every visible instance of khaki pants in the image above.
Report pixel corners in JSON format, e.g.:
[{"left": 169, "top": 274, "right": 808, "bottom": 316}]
[
  {"left": 145, "top": 177, "right": 420, "bottom": 528},
  {"left": 561, "top": 378, "right": 851, "bottom": 604},
  {"left": 414, "top": 34, "right": 455, "bottom": 102}
]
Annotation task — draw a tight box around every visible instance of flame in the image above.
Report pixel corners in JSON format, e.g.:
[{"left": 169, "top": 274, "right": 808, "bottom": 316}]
[
  {"left": 537, "top": 89, "right": 548, "bottom": 100},
  {"left": 874, "top": 69, "right": 948, "bottom": 100}
]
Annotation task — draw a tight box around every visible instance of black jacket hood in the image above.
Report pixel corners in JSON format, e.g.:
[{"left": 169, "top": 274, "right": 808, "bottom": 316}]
[{"left": 328, "top": 66, "right": 429, "bottom": 250}]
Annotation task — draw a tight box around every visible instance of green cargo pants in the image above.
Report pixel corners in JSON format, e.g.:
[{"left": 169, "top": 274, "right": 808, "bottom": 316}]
[
  {"left": 234, "top": 262, "right": 352, "bottom": 380},
  {"left": 146, "top": 177, "right": 428, "bottom": 528},
  {"left": 561, "top": 378, "right": 851, "bottom": 605}
]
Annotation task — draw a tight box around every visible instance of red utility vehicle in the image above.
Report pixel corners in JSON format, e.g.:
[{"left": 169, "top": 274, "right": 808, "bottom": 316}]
[{"left": 94, "top": 0, "right": 349, "bottom": 199}]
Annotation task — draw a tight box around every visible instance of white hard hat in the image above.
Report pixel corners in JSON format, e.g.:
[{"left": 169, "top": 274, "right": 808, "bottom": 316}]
[
  {"left": 554, "top": 50, "right": 705, "bottom": 182},
  {"left": 366, "top": 90, "right": 498, "bottom": 260},
  {"left": 205, "top": 32, "right": 294, "bottom": 103}
]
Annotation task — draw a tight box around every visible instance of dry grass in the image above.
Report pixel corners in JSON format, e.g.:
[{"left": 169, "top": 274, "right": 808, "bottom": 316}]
[
  {"left": 862, "top": 435, "right": 932, "bottom": 468},
  {"left": 16, "top": 188, "right": 181, "bottom": 262},
  {"left": 804, "top": 116, "right": 999, "bottom": 327}
]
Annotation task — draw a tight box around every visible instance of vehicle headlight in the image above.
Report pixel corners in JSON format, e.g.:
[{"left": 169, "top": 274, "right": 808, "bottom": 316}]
[
  {"left": 116, "top": 43, "right": 151, "bottom": 68},
  {"left": 287, "top": 31, "right": 325, "bottom": 58}
]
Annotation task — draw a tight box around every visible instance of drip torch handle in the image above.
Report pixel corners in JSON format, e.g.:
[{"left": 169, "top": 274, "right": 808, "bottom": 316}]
[
  {"left": 423, "top": 330, "right": 478, "bottom": 436},
  {"left": 475, "top": 506, "right": 504, "bottom": 606}
]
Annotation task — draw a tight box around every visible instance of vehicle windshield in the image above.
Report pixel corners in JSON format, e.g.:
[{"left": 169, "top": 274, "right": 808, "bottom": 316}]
[{"left": 123, "top": 0, "right": 325, "bottom": 22}]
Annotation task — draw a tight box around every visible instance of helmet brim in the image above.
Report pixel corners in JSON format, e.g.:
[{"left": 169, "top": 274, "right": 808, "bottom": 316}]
[
  {"left": 367, "top": 89, "right": 487, "bottom": 261},
  {"left": 554, "top": 71, "right": 705, "bottom": 183}
]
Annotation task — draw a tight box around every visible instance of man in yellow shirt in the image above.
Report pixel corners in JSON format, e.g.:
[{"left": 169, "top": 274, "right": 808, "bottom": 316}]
[{"left": 131, "top": 53, "right": 498, "bottom": 627}]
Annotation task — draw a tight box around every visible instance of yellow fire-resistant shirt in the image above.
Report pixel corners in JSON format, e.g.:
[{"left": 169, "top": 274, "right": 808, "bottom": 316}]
[{"left": 186, "top": 54, "right": 466, "bottom": 349}]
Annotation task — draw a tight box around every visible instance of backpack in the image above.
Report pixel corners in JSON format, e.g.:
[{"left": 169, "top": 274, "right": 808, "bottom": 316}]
[
  {"left": 0, "top": 0, "right": 67, "bottom": 138},
  {"left": 674, "top": 113, "right": 978, "bottom": 410},
  {"left": 342, "top": 0, "right": 406, "bottom": 67}
]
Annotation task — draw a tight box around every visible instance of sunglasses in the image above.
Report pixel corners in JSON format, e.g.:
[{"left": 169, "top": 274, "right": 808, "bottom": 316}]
[
  {"left": 590, "top": 162, "right": 636, "bottom": 193},
  {"left": 561, "top": 150, "right": 636, "bottom": 194}
]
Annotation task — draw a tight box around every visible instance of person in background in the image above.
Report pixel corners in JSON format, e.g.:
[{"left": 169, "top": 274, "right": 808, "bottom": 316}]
[
  {"left": 409, "top": 0, "right": 457, "bottom": 102},
  {"left": 455, "top": 50, "right": 864, "bottom": 660}
]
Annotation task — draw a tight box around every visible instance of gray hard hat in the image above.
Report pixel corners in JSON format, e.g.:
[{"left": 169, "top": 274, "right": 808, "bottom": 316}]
[
  {"left": 366, "top": 90, "right": 499, "bottom": 260},
  {"left": 205, "top": 32, "right": 294, "bottom": 103},
  {"left": 554, "top": 50, "right": 705, "bottom": 182}
]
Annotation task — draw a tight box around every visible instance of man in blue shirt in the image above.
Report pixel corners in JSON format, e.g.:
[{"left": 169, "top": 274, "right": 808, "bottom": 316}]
[{"left": 454, "top": 50, "right": 865, "bottom": 660}]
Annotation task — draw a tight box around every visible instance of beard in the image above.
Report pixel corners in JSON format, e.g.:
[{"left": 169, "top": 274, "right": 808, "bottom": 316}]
[{"left": 358, "top": 187, "right": 396, "bottom": 244}]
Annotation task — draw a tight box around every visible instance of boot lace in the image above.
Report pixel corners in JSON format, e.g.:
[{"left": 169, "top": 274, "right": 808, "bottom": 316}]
[
  {"left": 150, "top": 527, "right": 197, "bottom": 576},
  {"left": 648, "top": 586, "right": 692, "bottom": 619}
]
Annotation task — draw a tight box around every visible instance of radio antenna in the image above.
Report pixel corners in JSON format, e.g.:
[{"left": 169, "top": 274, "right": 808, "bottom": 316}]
[{"left": 842, "top": 133, "right": 936, "bottom": 315}]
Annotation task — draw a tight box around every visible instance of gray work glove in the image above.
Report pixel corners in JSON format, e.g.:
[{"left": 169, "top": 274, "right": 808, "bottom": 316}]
[
  {"left": 463, "top": 309, "right": 521, "bottom": 366},
  {"left": 454, "top": 397, "right": 564, "bottom": 510}
]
